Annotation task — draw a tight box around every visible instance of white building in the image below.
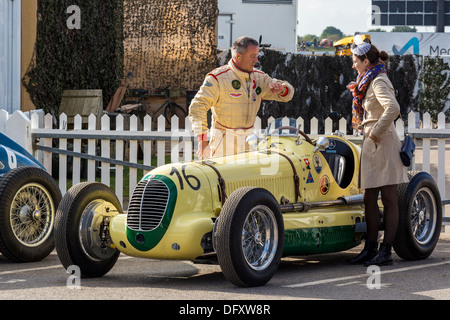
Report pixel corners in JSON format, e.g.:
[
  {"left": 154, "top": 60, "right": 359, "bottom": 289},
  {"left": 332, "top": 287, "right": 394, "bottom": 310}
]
[
  {"left": 0, "top": 0, "right": 21, "bottom": 113},
  {"left": 218, "top": 0, "right": 298, "bottom": 53}
]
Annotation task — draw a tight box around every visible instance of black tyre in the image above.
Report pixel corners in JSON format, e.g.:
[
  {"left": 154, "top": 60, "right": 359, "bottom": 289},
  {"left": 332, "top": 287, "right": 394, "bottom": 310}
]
[
  {"left": 54, "top": 182, "right": 121, "bottom": 277},
  {"left": 394, "top": 172, "right": 442, "bottom": 260},
  {"left": 0, "top": 166, "right": 61, "bottom": 262},
  {"left": 214, "top": 187, "right": 284, "bottom": 287}
]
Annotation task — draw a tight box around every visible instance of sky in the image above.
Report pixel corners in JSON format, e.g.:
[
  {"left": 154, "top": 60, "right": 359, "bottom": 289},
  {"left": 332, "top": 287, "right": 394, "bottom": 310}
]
[{"left": 297, "top": 0, "right": 443, "bottom": 37}]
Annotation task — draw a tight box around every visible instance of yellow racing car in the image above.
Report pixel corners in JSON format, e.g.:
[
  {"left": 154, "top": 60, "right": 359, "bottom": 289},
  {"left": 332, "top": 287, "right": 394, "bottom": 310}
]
[
  {"left": 334, "top": 34, "right": 371, "bottom": 56},
  {"left": 54, "top": 119, "right": 442, "bottom": 287}
]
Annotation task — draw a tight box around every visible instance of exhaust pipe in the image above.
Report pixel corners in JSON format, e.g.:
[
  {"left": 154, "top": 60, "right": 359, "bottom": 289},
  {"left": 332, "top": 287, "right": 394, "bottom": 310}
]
[{"left": 280, "top": 194, "right": 364, "bottom": 213}]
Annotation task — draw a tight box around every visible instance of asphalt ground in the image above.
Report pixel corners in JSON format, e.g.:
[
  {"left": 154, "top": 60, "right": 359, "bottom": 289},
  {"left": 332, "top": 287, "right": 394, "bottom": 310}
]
[
  {"left": 0, "top": 231, "right": 448, "bottom": 303},
  {"left": 0, "top": 139, "right": 448, "bottom": 305}
]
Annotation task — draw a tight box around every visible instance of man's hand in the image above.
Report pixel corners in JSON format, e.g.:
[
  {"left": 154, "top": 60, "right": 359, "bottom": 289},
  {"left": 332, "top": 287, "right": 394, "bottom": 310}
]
[
  {"left": 269, "top": 82, "right": 286, "bottom": 95},
  {"left": 197, "top": 140, "right": 210, "bottom": 160}
]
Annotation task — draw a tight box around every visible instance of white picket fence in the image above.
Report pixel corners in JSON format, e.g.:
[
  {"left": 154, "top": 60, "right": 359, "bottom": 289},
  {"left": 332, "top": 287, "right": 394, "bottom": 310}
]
[{"left": 0, "top": 109, "right": 449, "bottom": 225}]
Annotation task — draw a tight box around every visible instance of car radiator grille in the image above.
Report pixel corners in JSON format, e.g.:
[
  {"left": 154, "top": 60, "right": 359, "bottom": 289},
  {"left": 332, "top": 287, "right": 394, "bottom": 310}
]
[{"left": 127, "top": 179, "right": 170, "bottom": 231}]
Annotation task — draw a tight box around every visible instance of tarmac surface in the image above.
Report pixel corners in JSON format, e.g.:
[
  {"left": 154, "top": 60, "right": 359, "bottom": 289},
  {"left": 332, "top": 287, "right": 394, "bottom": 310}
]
[{"left": 0, "top": 139, "right": 448, "bottom": 303}]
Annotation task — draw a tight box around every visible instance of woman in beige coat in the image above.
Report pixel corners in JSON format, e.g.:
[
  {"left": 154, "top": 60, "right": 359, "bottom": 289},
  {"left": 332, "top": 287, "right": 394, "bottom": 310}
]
[{"left": 347, "top": 36, "right": 408, "bottom": 266}]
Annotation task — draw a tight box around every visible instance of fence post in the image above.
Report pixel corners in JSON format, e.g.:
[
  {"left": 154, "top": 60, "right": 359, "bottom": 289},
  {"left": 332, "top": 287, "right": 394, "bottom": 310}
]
[
  {"left": 437, "top": 112, "right": 446, "bottom": 201},
  {"left": 338, "top": 117, "right": 347, "bottom": 134},
  {"left": 395, "top": 118, "right": 405, "bottom": 140},
  {"left": 43, "top": 114, "right": 53, "bottom": 174},
  {"left": 254, "top": 116, "right": 261, "bottom": 135},
  {"left": 143, "top": 115, "right": 152, "bottom": 175},
  {"left": 157, "top": 115, "right": 165, "bottom": 167},
  {"left": 310, "top": 117, "right": 318, "bottom": 135},
  {"left": 184, "top": 116, "right": 193, "bottom": 162},
  {"left": 30, "top": 112, "right": 42, "bottom": 162},
  {"left": 408, "top": 111, "right": 417, "bottom": 169},
  {"left": 87, "top": 114, "right": 96, "bottom": 181},
  {"left": 422, "top": 112, "right": 431, "bottom": 173},
  {"left": 5, "top": 111, "right": 33, "bottom": 153},
  {"left": 171, "top": 115, "right": 180, "bottom": 163},
  {"left": 0, "top": 109, "right": 8, "bottom": 133},
  {"left": 129, "top": 115, "right": 138, "bottom": 198},
  {"left": 59, "top": 113, "right": 68, "bottom": 194},
  {"left": 101, "top": 114, "right": 110, "bottom": 186},
  {"left": 72, "top": 114, "right": 83, "bottom": 186},
  {"left": 115, "top": 114, "right": 124, "bottom": 206}
]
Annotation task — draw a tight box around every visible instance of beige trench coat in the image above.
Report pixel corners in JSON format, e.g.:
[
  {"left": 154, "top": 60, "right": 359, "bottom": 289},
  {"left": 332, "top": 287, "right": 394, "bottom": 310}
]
[{"left": 360, "top": 73, "right": 408, "bottom": 190}]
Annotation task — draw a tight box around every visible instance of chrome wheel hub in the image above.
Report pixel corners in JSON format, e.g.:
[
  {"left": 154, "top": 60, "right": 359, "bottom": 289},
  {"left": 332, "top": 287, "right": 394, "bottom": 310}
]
[
  {"left": 410, "top": 187, "right": 437, "bottom": 245},
  {"left": 242, "top": 205, "right": 278, "bottom": 271},
  {"left": 10, "top": 183, "right": 54, "bottom": 247}
]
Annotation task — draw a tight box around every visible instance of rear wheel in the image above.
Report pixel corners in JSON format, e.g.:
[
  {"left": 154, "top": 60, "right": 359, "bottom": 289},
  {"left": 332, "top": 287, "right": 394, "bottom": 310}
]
[
  {"left": 214, "top": 187, "right": 284, "bottom": 287},
  {"left": 55, "top": 182, "right": 121, "bottom": 277},
  {"left": 394, "top": 172, "right": 442, "bottom": 260},
  {"left": 163, "top": 103, "right": 186, "bottom": 125}
]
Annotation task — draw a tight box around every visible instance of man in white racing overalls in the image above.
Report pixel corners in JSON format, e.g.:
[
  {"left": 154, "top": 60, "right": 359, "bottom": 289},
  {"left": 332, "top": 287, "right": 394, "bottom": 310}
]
[{"left": 188, "top": 36, "right": 294, "bottom": 159}]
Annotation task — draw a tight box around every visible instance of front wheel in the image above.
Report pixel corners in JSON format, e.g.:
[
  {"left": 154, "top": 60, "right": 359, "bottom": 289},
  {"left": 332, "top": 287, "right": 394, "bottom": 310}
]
[
  {"left": 54, "top": 182, "right": 121, "bottom": 277},
  {"left": 0, "top": 166, "right": 61, "bottom": 262},
  {"left": 394, "top": 172, "right": 442, "bottom": 260},
  {"left": 214, "top": 187, "right": 284, "bottom": 287}
]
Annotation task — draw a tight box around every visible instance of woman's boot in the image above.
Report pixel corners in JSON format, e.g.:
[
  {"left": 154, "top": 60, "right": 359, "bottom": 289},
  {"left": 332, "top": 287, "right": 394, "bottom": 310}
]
[
  {"left": 348, "top": 241, "right": 378, "bottom": 264},
  {"left": 364, "top": 243, "right": 393, "bottom": 266}
]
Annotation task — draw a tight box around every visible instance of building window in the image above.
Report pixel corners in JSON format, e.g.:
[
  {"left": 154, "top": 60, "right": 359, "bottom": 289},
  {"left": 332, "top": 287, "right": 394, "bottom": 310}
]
[{"left": 242, "top": 0, "right": 293, "bottom": 4}]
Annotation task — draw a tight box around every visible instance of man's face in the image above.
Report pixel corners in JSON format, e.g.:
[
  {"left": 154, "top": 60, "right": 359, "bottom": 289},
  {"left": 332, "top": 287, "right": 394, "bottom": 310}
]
[{"left": 235, "top": 45, "right": 259, "bottom": 73}]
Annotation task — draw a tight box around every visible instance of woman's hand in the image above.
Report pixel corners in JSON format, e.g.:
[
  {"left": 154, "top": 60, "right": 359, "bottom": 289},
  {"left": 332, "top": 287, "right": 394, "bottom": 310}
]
[{"left": 369, "top": 132, "right": 380, "bottom": 143}]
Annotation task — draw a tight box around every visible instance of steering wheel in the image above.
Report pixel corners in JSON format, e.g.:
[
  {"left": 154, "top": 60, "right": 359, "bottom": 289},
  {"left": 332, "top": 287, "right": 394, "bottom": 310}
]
[{"left": 271, "top": 126, "right": 313, "bottom": 145}]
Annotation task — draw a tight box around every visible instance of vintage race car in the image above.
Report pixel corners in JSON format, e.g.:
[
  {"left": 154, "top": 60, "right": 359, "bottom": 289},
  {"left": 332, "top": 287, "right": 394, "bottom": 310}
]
[
  {"left": 54, "top": 119, "right": 442, "bottom": 286},
  {"left": 0, "top": 133, "right": 61, "bottom": 262}
]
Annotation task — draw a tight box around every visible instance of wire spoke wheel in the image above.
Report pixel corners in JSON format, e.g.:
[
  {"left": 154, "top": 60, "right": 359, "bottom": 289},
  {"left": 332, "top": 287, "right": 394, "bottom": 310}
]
[
  {"left": 214, "top": 187, "right": 284, "bottom": 287},
  {"left": 10, "top": 183, "right": 54, "bottom": 247},
  {"left": 395, "top": 172, "right": 442, "bottom": 260},
  {"left": 242, "top": 206, "right": 278, "bottom": 271},
  {"left": 0, "top": 166, "right": 61, "bottom": 262},
  {"left": 410, "top": 187, "right": 437, "bottom": 245}
]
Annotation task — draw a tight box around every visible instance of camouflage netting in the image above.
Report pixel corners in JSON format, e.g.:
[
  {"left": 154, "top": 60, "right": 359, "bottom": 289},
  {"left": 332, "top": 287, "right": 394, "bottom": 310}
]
[{"left": 123, "top": 0, "right": 218, "bottom": 92}]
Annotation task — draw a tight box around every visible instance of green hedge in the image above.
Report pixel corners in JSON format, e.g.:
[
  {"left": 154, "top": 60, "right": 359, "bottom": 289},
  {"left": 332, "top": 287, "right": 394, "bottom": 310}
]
[{"left": 216, "top": 50, "right": 427, "bottom": 131}]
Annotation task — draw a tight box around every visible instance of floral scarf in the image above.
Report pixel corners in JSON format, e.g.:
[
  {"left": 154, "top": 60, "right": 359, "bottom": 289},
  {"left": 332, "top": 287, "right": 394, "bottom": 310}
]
[{"left": 348, "top": 62, "right": 386, "bottom": 130}]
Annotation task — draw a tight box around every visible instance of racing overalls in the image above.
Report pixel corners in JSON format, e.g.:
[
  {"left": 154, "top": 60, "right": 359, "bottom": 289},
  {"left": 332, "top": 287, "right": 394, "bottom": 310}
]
[{"left": 189, "top": 59, "right": 294, "bottom": 158}]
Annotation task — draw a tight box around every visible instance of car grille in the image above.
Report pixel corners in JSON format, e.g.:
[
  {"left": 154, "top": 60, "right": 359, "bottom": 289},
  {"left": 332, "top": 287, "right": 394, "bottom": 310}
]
[{"left": 127, "top": 179, "right": 170, "bottom": 231}]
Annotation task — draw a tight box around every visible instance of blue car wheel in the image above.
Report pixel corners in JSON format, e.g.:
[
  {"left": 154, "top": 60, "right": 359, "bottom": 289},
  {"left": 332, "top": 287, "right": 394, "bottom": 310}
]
[{"left": 0, "top": 166, "right": 61, "bottom": 262}]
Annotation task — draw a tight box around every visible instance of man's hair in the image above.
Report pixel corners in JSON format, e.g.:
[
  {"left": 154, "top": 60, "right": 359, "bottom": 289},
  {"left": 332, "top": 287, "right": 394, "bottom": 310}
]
[{"left": 231, "top": 36, "right": 259, "bottom": 58}]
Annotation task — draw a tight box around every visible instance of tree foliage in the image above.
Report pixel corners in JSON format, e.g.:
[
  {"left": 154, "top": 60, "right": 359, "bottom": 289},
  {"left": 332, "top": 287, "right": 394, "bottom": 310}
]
[
  {"left": 418, "top": 56, "right": 450, "bottom": 122},
  {"left": 256, "top": 50, "right": 425, "bottom": 132},
  {"left": 320, "top": 26, "right": 345, "bottom": 41},
  {"left": 391, "top": 26, "right": 417, "bottom": 32}
]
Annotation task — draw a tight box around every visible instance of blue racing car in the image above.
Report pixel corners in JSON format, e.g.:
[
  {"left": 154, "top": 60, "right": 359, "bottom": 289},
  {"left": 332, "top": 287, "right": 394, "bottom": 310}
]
[{"left": 0, "top": 133, "right": 61, "bottom": 262}]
